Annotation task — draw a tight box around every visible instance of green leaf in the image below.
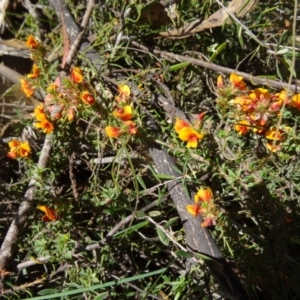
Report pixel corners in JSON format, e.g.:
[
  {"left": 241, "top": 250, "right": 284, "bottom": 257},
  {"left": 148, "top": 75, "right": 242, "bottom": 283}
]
[
  {"left": 237, "top": 25, "right": 244, "bottom": 48},
  {"left": 194, "top": 253, "right": 217, "bottom": 263},
  {"left": 94, "top": 292, "right": 109, "bottom": 300},
  {"left": 25, "top": 268, "right": 167, "bottom": 299},
  {"left": 257, "top": 75, "right": 278, "bottom": 80},
  {"left": 169, "top": 62, "right": 190, "bottom": 72},
  {"left": 275, "top": 48, "right": 289, "bottom": 55},
  {"left": 156, "top": 227, "right": 169, "bottom": 246},
  {"left": 37, "top": 289, "right": 59, "bottom": 296},
  {"left": 154, "top": 173, "right": 176, "bottom": 180},
  {"left": 114, "top": 220, "right": 149, "bottom": 237},
  {"left": 137, "top": 175, "right": 146, "bottom": 189},
  {"left": 136, "top": 211, "right": 147, "bottom": 219},
  {"left": 164, "top": 217, "right": 179, "bottom": 228},
  {"left": 210, "top": 42, "right": 227, "bottom": 62},
  {"left": 174, "top": 250, "right": 193, "bottom": 258},
  {"left": 148, "top": 210, "right": 161, "bottom": 217},
  {"left": 157, "top": 188, "right": 165, "bottom": 205}
]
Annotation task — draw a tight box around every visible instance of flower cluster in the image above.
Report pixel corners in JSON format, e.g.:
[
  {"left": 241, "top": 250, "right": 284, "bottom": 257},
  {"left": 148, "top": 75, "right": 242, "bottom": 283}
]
[
  {"left": 174, "top": 114, "right": 205, "bottom": 148},
  {"left": 216, "top": 73, "right": 300, "bottom": 152},
  {"left": 45, "top": 66, "right": 96, "bottom": 122},
  {"left": 186, "top": 187, "right": 218, "bottom": 227},
  {"left": 20, "top": 35, "right": 97, "bottom": 136},
  {"left": 7, "top": 140, "right": 31, "bottom": 159},
  {"left": 105, "top": 84, "right": 138, "bottom": 138},
  {"left": 19, "top": 36, "right": 45, "bottom": 98}
]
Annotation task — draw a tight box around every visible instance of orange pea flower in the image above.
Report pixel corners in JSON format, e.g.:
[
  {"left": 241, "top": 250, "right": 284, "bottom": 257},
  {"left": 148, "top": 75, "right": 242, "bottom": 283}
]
[
  {"left": 7, "top": 140, "right": 20, "bottom": 159},
  {"left": 248, "top": 88, "right": 271, "bottom": 101},
  {"left": 34, "top": 104, "right": 46, "bottom": 121},
  {"left": 70, "top": 67, "right": 83, "bottom": 83},
  {"left": 178, "top": 127, "right": 204, "bottom": 148},
  {"left": 124, "top": 120, "right": 138, "bottom": 135},
  {"left": 26, "top": 35, "right": 39, "bottom": 49},
  {"left": 20, "top": 78, "right": 34, "bottom": 97},
  {"left": 105, "top": 126, "right": 124, "bottom": 138},
  {"left": 186, "top": 202, "right": 202, "bottom": 217},
  {"left": 291, "top": 94, "right": 300, "bottom": 109},
  {"left": 116, "top": 84, "right": 130, "bottom": 102},
  {"left": 19, "top": 142, "right": 31, "bottom": 157},
  {"left": 7, "top": 140, "right": 31, "bottom": 159},
  {"left": 34, "top": 118, "right": 54, "bottom": 134},
  {"left": 186, "top": 186, "right": 217, "bottom": 227},
  {"left": 37, "top": 205, "right": 57, "bottom": 222},
  {"left": 194, "top": 187, "right": 213, "bottom": 203},
  {"left": 174, "top": 118, "right": 190, "bottom": 134},
  {"left": 235, "top": 120, "right": 250, "bottom": 135},
  {"left": 118, "top": 84, "right": 130, "bottom": 96},
  {"left": 80, "top": 91, "right": 95, "bottom": 105},
  {"left": 27, "top": 64, "right": 40, "bottom": 79},
  {"left": 67, "top": 107, "right": 75, "bottom": 121},
  {"left": 230, "top": 73, "right": 246, "bottom": 90},
  {"left": 266, "top": 142, "right": 281, "bottom": 153},
  {"left": 113, "top": 106, "right": 133, "bottom": 121},
  {"left": 229, "top": 96, "right": 253, "bottom": 112},
  {"left": 265, "top": 128, "right": 283, "bottom": 141},
  {"left": 34, "top": 104, "right": 54, "bottom": 133},
  {"left": 270, "top": 90, "right": 287, "bottom": 111},
  {"left": 217, "top": 75, "right": 224, "bottom": 88}
]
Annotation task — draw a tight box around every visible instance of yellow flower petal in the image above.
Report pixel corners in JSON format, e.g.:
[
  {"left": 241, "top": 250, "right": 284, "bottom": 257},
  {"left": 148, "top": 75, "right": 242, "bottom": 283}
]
[
  {"left": 217, "top": 75, "right": 224, "bottom": 88},
  {"left": 105, "top": 126, "right": 123, "bottom": 138},
  {"left": 26, "top": 35, "right": 39, "bottom": 49},
  {"left": 27, "top": 64, "right": 40, "bottom": 79},
  {"left": 174, "top": 118, "right": 189, "bottom": 134},
  {"left": 249, "top": 88, "right": 270, "bottom": 101},
  {"left": 118, "top": 84, "right": 130, "bottom": 97},
  {"left": 34, "top": 118, "right": 54, "bottom": 134},
  {"left": 265, "top": 128, "right": 283, "bottom": 141},
  {"left": 37, "top": 205, "right": 57, "bottom": 222},
  {"left": 34, "top": 104, "right": 46, "bottom": 121},
  {"left": 230, "top": 73, "right": 246, "bottom": 90},
  {"left": 291, "top": 94, "right": 300, "bottom": 109},
  {"left": 235, "top": 120, "right": 250, "bottom": 135},
  {"left": 195, "top": 187, "right": 213, "bottom": 203},
  {"left": 113, "top": 105, "right": 133, "bottom": 121},
  {"left": 20, "top": 78, "right": 34, "bottom": 97},
  {"left": 178, "top": 127, "right": 204, "bottom": 148},
  {"left": 19, "top": 142, "right": 31, "bottom": 157},
  {"left": 80, "top": 91, "right": 95, "bottom": 105},
  {"left": 70, "top": 67, "right": 83, "bottom": 83},
  {"left": 186, "top": 204, "right": 202, "bottom": 217},
  {"left": 8, "top": 139, "right": 20, "bottom": 149},
  {"left": 186, "top": 136, "right": 198, "bottom": 148}
]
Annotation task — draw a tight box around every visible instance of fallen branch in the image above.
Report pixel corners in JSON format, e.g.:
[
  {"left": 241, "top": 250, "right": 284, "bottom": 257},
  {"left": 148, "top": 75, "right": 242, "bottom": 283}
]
[
  {"left": 0, "top": 135, "right": 53, "bottom": 269},
  {"left": 130, "top": 40, "right": 299, "bottom": 93}
]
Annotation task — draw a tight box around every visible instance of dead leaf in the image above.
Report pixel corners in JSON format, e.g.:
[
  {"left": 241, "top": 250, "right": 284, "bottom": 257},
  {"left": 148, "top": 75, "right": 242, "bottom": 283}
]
[
  {"left": 140, "top": 2, "right": 170, "bottom": 27},
  {"left": 159, "top": 0, "right": 258, "bottom": 39},
  {"left": 0, "top": 38, "right": 27, "bottom": 49}
]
